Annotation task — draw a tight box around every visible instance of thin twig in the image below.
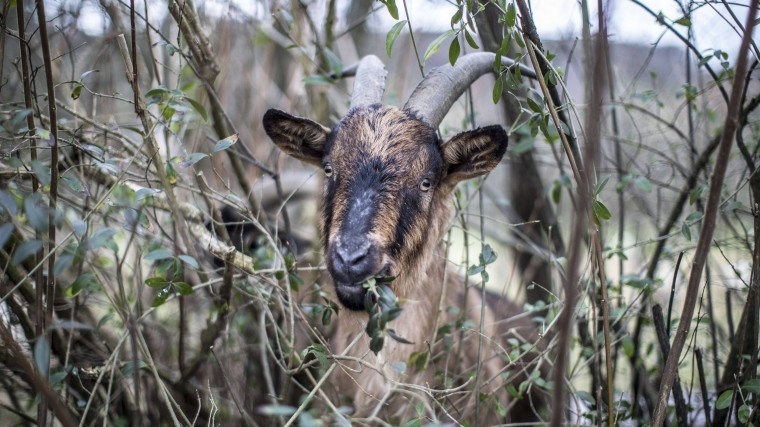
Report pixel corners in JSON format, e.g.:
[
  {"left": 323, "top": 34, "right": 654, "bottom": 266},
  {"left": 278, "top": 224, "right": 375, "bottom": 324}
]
[{"left": 651, "top": 3, "right": 758, "bottom": 425}]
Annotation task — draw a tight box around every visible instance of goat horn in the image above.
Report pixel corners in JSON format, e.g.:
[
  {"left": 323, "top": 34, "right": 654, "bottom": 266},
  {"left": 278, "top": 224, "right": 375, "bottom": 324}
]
[
  {"left": 403, "top": 52, "right": 537, "bottom": 129},
  {"left": 350, "top": 55, "right": 388, "bottom": 109}
]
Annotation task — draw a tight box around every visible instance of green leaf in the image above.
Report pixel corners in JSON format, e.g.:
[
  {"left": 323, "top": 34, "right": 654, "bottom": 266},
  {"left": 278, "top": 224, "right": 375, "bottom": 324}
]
[
  {"left": 258, "top": 405, "right": 297, "bottom": 417},
  {"left": 145, "top": 277, "right": 170, "bottom": 289},
  {"left": 464, "top": 29, "right": 479, "bottom": 49},
  {"left": 303, "top": 75, "right": 333, "bottom": 86},
  {"left": 509, "top": 138, "right": 534, "bottom": 155},
  {"left": 34, "top": 337, "right": 51, "bottom": 377},
  {"left": 387, "top": 328, "right": 413, "bottom": 344},
  {"left": 380, "top": 0, "right": 399, "bottom": 20},
  {"left": 423, "top": 29, "right": 456, "bottom": 63},
  {"left": 674, "top": 16, "right": 691, "bottom": 27},
  {"left": 11, "top": 239, "right": 42, "bottom": 266},
  {"left": 0, "top": 222, "right": 13, "bottom": 250},
  {"left": 450, "top": 6, "right": 463, "bottom": 27},
  {"left": 724, "top": 201, "right": 745, "bottom": 212},
  {"left": 526, "top": 96, "right": 543, "bottom": 113},
  {"left": 634, "top": 175, "right": 653, "bottom": 193},
  {"left": 144, "top": 248, "right": 173, "bottom": 261},
  {"left": 0, "top": 191, "right": 19, "bottom": 216},
  {"left": 481, "top": 244, "right": 497, "bottom": 265},
  {"left": 173, "top": 282, "right": 194, "bottom": 296},
  {"left": 467, "top": 264, "right": 485, "bottom": 276},
  {"left": 448, "top": 37, "right": 461, "bottom": 66},
  {"left": 71, "top": 83, "right": 84, "bottom": 100},
  {"left": 716, "top": 389, "right": 733, "bottom": 410},
  {"left": 492, "top": 76, "right": 504, "bottom": 104},
  {"left": 65, "top": 272, "right": 100, "bottom": 297},
  {"left": 213, "top": 134, "right": 238, "bottom": 153},
  {"left": 185, "top": 97, "right": 208, "bottom": 121},
  {"left": 24, "top": 195, "right": 49, "bottom": 231},
  {"left": 81, "top": 227, "right": 117, "bottom": 252},
  {"left": 681, "top": 222, "right": 691, "bottom": 241},
  {"left": 739, "top": 404, "right": 751, "bottom": 423},
  {"left": 322, "top": 48, "right": 344, "bottom": 77},
  {"left": 621, "top": 335, "right": 635, "bottom": 358},
  {"left": 593, "top": 199, "right": 612, "bottom": 221},
  {"left": 506, "top": 3, "right": 517, "bottom": 27},
  {"left": 743, "top": 378, "right": 760, "bottom": 394},
  {"left": 80, "top": 69, "right": 98, "bottom": 81},
  {"left": 620, "top": 274, "right": 654, "bottom": 290},
  {"left": 30, "top": 159, "right": 52, "bottom": 187},
  {"left": 594, "top": 176, "right": 610, "bottom": 196},
  {"left": 307, "top": 343, "right": 328, "bottom": 367},
  {"left": 386, "top": 20, "right": 407, "bottom": 57},
  {"left": 179, "top": 152, "right": 207, "bottom": 168},
  {"left": 62, "top": 174, "right": 87, "bottom": 195},
  {"left": 152, "top": 287, "right": 171, "bottom": 307},
  {"left": 178, "top": 254, "right": 199, "bottom": 270},
  {"left": 55, "top": 254, "right": 74, "bottom": 277},
  {"left": 689, "top": 185, "right": 704, "bottom": 205},
  {"left": 10, "top": 108, "right": 33, "bottom": 129},
  {"left": 370, "top": 334, "right": 385, "bottom": 354}
]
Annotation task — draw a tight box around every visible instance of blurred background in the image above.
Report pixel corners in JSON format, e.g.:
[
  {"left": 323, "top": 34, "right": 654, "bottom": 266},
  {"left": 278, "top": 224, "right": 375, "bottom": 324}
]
[{"left": 0, "top": 0, "right": 758, "bottom": 425}]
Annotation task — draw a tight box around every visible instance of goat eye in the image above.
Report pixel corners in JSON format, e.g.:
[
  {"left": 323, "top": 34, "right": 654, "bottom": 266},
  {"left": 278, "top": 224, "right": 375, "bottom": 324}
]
[
  {"left": 324, "top": 163, "right": 333, "bottom": 177},
  {"left": 419, "top": 178, "right": 432, "bottom": 192}
]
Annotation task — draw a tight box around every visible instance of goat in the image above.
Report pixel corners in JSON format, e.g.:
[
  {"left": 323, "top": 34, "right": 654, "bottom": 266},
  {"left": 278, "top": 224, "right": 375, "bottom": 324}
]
[{"left": 263, "top": 53, "right": 546, "bottom": 424}]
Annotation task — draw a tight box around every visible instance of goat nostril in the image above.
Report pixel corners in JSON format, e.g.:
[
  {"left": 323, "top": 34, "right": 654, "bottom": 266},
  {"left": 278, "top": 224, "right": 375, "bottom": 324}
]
[{"left": 336, "top": 242, "right": 371, "bottom": 268}]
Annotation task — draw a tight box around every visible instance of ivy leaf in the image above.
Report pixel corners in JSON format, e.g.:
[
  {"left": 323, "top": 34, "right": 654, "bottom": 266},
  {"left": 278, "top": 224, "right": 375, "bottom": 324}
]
[{"left": 386, "top": 20, "right": 407, "bottom": 57}]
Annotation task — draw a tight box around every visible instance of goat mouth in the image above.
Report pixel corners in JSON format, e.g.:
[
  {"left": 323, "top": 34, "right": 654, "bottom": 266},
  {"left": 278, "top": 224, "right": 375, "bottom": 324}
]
[{"left": 333, "top": 267, "right": 392, "bottom": 312}]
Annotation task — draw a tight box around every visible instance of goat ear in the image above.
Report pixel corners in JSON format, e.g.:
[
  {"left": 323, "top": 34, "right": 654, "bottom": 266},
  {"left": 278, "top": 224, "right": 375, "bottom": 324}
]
[
  {"left": 441, "top": 125, "right": 508, "bottom": 186},
  {"left": 263, "top": 109, "right": 330, "bottom": 167}
]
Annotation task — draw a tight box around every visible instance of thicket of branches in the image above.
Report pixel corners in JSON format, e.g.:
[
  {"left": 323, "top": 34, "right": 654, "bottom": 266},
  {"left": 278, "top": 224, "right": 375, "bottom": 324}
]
[{"left": 0, "top": 0, "right": 759, "bottom": 425}]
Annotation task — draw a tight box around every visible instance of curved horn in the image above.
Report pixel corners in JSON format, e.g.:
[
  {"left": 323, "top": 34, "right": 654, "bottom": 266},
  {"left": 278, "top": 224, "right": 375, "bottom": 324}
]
[
  {"left": 403, "top": 52, "right": 536, "bottom": 128},
  {"left": 350, "top": 55, "right": 388, "bottom": 109}
]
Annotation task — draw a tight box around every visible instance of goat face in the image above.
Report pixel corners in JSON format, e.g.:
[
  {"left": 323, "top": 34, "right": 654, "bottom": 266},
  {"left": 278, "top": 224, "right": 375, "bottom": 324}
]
[{"left": 263, "top": 105, "right": 507, "bottom": 310}]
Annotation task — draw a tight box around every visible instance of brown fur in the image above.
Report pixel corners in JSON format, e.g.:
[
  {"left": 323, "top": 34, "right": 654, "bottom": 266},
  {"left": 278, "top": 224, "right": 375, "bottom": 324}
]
[{"left": 263, "top": 105, "right": 546, "bottom": 423}]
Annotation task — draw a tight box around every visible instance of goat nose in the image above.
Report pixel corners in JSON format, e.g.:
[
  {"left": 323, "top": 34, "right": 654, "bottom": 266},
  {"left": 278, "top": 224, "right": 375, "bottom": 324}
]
[
  {"left": 336, "top": 242, "right": 370, "bottom": 267},
  {"left": 332, "top": 240, "right": 376, "bottom": 283}
]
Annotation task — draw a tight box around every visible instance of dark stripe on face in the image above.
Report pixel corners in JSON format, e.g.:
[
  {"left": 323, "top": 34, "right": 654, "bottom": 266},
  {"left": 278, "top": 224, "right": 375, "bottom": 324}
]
[
  {"left": 391, "top": 187, "right": 424, "bottom": 259},
  {"left": 322, "top": 176, "right": 337, "bottom": 244},
  {"left": 338, "top": 157, "right": 388, "bottom": 237}
]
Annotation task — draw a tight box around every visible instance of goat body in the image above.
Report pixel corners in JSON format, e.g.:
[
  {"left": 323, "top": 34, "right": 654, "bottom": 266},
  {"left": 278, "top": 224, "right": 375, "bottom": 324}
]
[{"left": 263, "top": 54, "right": 545, "bottom": 423}]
